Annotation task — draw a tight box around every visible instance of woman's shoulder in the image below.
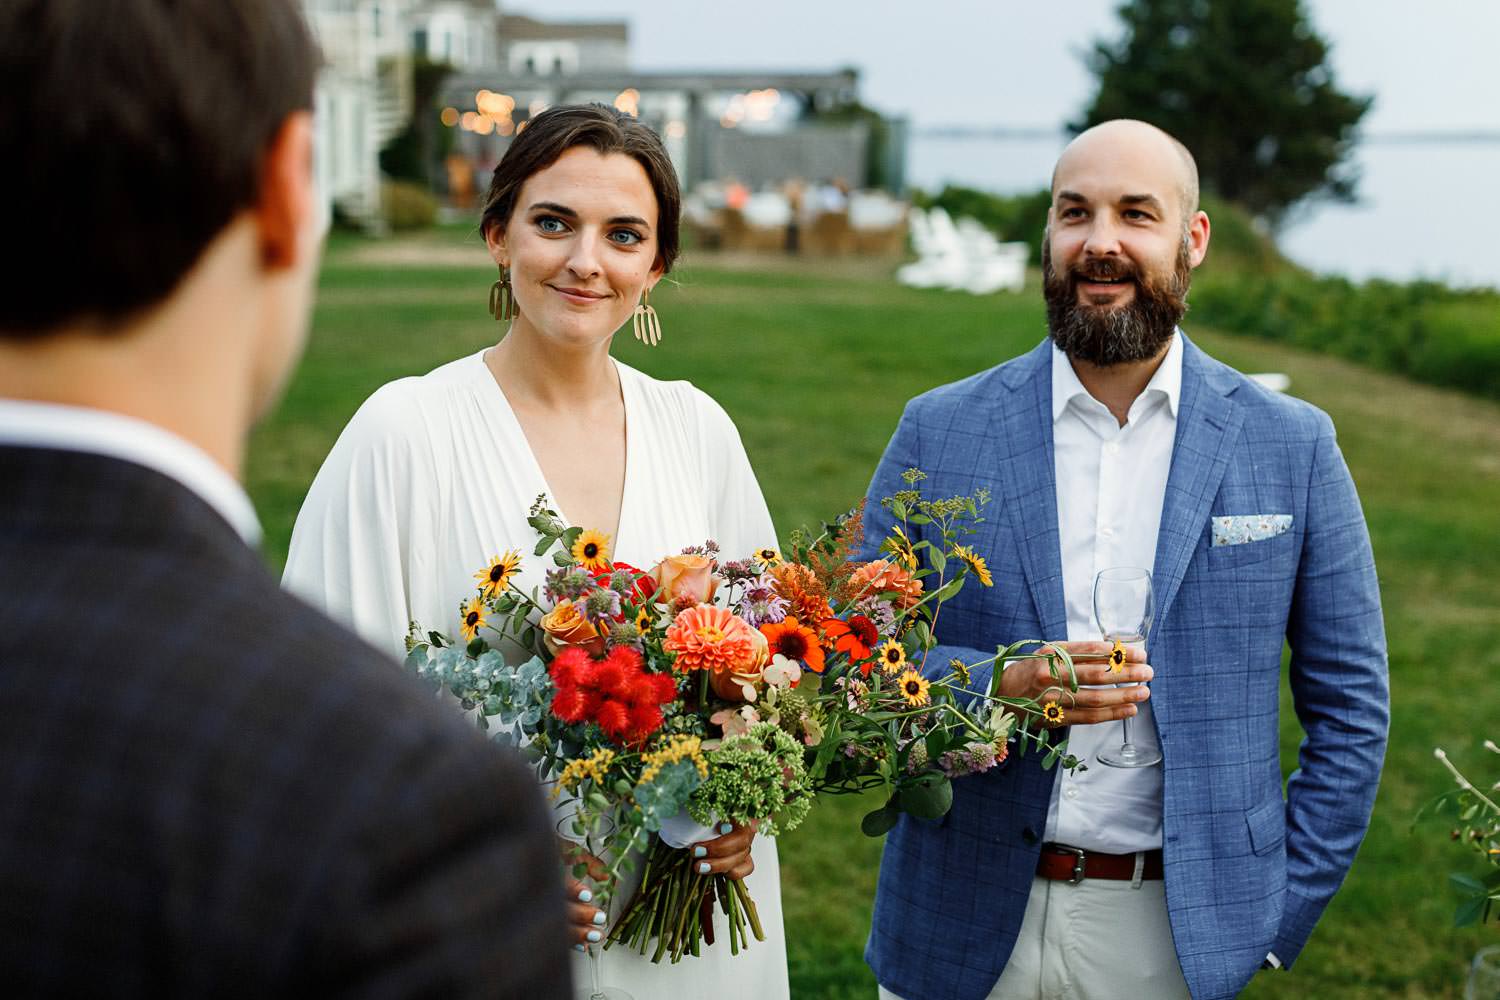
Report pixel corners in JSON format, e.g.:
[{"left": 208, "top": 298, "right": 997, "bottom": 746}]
[
  {"left": 616, "top": 360, "right": 739, "bottom": 437},
  {"left": 332, "top": 351, "right": 488, "bottom": 465}
]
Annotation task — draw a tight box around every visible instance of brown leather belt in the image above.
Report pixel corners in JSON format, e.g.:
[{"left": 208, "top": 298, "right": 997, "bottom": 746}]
[{"left": 1037, "top": 843, "right": 1164, "bottom": 883}]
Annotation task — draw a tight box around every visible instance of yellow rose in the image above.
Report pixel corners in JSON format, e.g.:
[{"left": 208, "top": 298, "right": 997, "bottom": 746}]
[
  {"left": 650, "top": 553, "right": 719, "bottom": 606},
  {"left": 539, "top": 599, "right": 605, "bottom": 655}
]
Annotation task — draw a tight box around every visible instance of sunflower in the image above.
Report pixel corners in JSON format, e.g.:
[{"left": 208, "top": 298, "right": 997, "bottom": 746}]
[
  {"left": 1108, "top": 639, "right": 1126, "bottom": 674},
  {"left": 634, "top": 605, "right": 655, "bottom": 633},
  {"left": 571, "top": 529, "right": 611, "bottom": 572},
  {"left": 759, "top": 616, "right": 826, "bottom": 673},
  {"left": 473, "top": 550, "right": 523, "bottom": 598},
  {"left": 951, "top": 544, "right": 994, "bottom": 587},
  {"left": 459, "top": 597, "right": 488, "bottom": 641},
  {"left": 876, "top": 639, "right": 907, "bottom": 676},
  {"left": 754, "top": 547, "right": 783, "bottom": 568},
  {"left": 1041, "top": 700, "right": 1066, "bottom": 726},
  {"left": 897, "top": 669, "right": 931, "bottom": 706}
]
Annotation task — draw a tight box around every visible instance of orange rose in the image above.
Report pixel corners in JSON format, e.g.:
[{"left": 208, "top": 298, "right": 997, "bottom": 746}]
[
  {"left": 651, "top": 553, "right": 719, "bottom": 606},
  {"left": 711, "top": 628, "right": 770, "bottom": 702},
  {"left": 850, "top": 558, "right": 923, "bottom": 610},
  {"left": 539, "top": 599, "right": 605, "bottom": 655}
]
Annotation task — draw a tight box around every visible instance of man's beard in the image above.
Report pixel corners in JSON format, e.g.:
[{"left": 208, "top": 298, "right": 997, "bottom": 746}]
[{"left": 1042, "top": 235, "right": 1192, "bottom": 367}]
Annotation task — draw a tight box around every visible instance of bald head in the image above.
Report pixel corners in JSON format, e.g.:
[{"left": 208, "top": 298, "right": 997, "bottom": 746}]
[{"left": 1052, "top": 119, "right": 1200, "bottom": 220}]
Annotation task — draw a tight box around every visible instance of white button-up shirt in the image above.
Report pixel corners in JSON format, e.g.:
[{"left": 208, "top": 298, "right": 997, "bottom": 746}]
[
  {"left": 1041, "top": 332, "right": 1182, "bottom": 854},
  {"left": 0, "top": 398, "right": 261, "bottom": 546}
]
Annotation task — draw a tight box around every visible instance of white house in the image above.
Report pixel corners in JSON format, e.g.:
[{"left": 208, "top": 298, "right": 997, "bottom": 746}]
[{"left": 302, "top": 0, "right": 497, "bottom": 227}]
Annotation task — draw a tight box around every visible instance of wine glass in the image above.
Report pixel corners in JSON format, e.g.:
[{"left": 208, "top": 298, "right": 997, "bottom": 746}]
[
  {"left": 1093, "top": 566, "right": 1161, "bottom": 768},
  {"left": 557, "top": 811, "right": 633, "bottom": 1000},
  {"left": 1468, "top": 944, "right": 1500, "bottom": 999}
]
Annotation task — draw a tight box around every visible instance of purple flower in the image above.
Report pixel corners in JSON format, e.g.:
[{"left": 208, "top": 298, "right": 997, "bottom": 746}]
[
  {"left": 738, "top": 573, "right": 789, "bottom": 627},
  {"left": 939, "top": 741, "right": 1000, "bottom": 778},
  {"left": 719, "top": 559, "right": 760, "bottom": 585},
  {"left": 544, "top": 566, "right": 593, "bottom": 603},
  {"left": 582, "top": 587, "right": 622, "bottom": 624}
]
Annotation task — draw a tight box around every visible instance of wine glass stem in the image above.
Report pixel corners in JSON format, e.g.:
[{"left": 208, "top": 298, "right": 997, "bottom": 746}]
[
  {"left": 1120, "top": 699, "right": 1134, "bottom": 747},
  {"left": 590, "top": 950, "right": 605, "bottom": 1000}
]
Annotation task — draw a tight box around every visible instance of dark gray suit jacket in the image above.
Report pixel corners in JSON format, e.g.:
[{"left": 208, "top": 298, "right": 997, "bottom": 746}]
[{"left": 0, "top": 445, "right": 572, "bottom": 998}]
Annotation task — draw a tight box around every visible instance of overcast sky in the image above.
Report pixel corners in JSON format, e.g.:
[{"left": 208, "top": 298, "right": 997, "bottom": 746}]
[{"left": 515, "top": 0, "right": 1491, "bottom": 133}]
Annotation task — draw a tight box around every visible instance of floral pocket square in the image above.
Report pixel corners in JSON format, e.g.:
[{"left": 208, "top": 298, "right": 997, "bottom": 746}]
[{"left": 1211, "top": 514, "right": 1293, "bottom": 547}]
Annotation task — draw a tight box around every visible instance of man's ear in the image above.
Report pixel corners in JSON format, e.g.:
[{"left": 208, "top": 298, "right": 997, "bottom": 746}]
[
  {"left": 1186, "top": 209, "right": 1211, "bottom": 269},
  {"left": 257, "top": 111, "right": 317, "bottom": 270}
]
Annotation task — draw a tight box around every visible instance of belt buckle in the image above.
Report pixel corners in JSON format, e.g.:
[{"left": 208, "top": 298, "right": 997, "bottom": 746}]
[{"left": 1055, "top": 844, "right": 1087, "bottom": 884}]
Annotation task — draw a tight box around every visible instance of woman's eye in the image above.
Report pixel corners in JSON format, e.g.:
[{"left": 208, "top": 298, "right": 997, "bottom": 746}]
[
  {"left": 609, "top": 229, "right": 643, "bottom": 246},
  {"left": 536, "top": 216, "right": 566, "bottom": 234}
]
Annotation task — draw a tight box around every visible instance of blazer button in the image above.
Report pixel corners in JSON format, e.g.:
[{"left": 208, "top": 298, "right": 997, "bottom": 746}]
[{"left": 1022, "top": 826, "right": 1038, "bottom": 844}]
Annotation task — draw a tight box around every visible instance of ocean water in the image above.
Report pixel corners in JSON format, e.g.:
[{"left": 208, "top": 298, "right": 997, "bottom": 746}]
[{"left": 906, "top": 133, "right": 1500, "bottom": 289}]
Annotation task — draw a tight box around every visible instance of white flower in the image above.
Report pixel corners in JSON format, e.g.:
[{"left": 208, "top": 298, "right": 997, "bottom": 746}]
[{"left": 762, "top": 653, "right": 802, "bottom": 691}]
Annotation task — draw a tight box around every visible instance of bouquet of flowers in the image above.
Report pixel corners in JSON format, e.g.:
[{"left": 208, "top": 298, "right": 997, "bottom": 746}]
[
  {"left": 403, "top": 470, "right": 1085, "bottom": 963},
  {"left": 1419, "top": 740, "right": 1500, "bottom": 926}
]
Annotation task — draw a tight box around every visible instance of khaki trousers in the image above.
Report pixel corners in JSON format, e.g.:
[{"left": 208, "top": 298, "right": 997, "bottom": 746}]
[{"left": 878, "top": 875, "right": 1191, "bottom": 1000}]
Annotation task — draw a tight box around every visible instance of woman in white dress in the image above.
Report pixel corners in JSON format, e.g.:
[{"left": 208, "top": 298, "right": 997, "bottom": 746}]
[{"left": 282, "top": 105, "right": 790, "bottom": 998}]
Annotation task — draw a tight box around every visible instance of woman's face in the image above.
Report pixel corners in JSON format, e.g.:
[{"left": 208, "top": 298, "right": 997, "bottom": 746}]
[{"left": 487, "top": 145, "right": 663, "bottom": 350}]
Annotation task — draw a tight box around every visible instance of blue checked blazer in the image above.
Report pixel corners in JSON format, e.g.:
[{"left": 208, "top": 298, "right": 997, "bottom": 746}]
[
  {"left": 860, "top": 336, "right": 1388, "bottom": 1000},
  {"left": 0, "top": 446, "right": 572, "bottom": 998}
]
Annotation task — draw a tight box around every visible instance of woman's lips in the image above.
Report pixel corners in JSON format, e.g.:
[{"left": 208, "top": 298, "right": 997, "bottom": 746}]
[{"left": 550, "top": 285, "right": 608, "bottom": 305}]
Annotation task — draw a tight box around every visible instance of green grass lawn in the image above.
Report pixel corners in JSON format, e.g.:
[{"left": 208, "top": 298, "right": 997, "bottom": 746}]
[{"left": 250, "top": 231, "right": 1500, "bottom": 999}]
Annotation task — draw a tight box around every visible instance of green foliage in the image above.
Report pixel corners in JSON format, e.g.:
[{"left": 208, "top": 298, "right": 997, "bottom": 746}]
[
  {"left": 1191, "top": 271, "right": 1500, "bottom": 400},
  {"left": 381, "top": 180, "right": 437, "bottom": 231},
  {"left": 1076, "top": 0, "right": 1371, "bottom": 226},
  {"left": 252, "top": 240, "right": 1500, "bottom": 997},
  {"left": 378, "top": 58, "right": 455, "bottom": 184}
]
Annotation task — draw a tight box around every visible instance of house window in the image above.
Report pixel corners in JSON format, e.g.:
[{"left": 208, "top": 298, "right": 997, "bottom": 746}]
[{"left": 412, "top": 29, "right": 428, "bottom": 56}]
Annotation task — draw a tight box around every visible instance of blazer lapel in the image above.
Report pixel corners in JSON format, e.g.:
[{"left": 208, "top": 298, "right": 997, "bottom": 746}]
[
  {"left": 993, "top": 341, "right": 1068, "bottom": 641},
  {"left": 1150, "top": 335, "right": 1244, "bottom": 649}
]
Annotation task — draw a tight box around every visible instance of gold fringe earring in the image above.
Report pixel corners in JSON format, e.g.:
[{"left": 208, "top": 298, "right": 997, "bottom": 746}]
[
  {"left": 632, "top": 287, "right": 662, "bottom": 346},
  {"left": 488, "top": 265, "right": 516, "bottom": 322}
]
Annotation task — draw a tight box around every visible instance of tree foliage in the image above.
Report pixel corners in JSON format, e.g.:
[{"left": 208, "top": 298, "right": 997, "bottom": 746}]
[{"left": 1074, "top": 0, "right": 1372, "bottom": 227}]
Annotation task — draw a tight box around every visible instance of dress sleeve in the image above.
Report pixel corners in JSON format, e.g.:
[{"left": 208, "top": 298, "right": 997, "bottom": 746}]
[
  {"left": 692, "top": 388, "right": 777, "bottom": 556},
  {"left": 281, "top": 382, "right": 430, "bottom": 659}
]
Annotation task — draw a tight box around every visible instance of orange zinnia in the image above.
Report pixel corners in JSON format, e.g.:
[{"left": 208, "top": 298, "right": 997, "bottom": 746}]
[
  {"left": 663, "top": 605, "right": 758, "bottom": 674},
  {"left": 848, "top": 558, "right": 923, "bottom": 610},
  {"left": 823, "top": 613, "right": 879, "bottom": 673},
  {"left": 759, "top": 616, "right": 826, "bottom": 673}
]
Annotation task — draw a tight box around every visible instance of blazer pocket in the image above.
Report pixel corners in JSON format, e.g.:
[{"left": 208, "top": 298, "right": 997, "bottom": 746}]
[
  {"left": 1207, "top": 528, "right": 1297, "bottom": 571},
  {"left": 1245, "top": 797, "right": 1286, "bottom": 856}
]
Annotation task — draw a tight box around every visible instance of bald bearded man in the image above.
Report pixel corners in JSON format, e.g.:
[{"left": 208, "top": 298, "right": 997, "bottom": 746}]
[{"left": 859, "top": 120, "right": 1388, "bottom": 1000}]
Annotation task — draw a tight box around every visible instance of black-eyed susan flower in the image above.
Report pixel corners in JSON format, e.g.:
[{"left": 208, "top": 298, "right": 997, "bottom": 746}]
[
  {"left": 571, "top": 529, "right": 611, "bottom": 572},
  {"left": 950, "top": 658, "right": 972, "bottom": 688},
  {"left": 897, "top": 669, "right": 931, "bottom": 706},
  {"left": 473, "top": 550, "right": 523, "bottom": 599},
  {"left": 754, "top": 546, "right": 783, "bottom": 568},
  {"left": 952, "top": 544, "right": 994, "bottom": 587},
  {"left": 877, "top": 639, "right": 908, "bottom": 676},
  {"left": 459, "top": 597, "right": 487, "bottom": 641},
  {"left": 883, "top": 525, "right": 918, "bottom": 569},
  {"left": 1041, "top": 700, "right": 1066, "bottom": 726},
  {"left": 634, "top": 606, "right": 655, "bottom": 633},
  {"left": 1108, "top": 639, "right": 1126, "bottom": 674}
]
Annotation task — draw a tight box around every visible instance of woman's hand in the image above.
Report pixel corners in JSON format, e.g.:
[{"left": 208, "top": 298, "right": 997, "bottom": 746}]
[
  {"left": 690, "top": 820, "right": 757, "bottom": 880},
  {"left": 560, "top": 842, "right": 611, "bottom": 948}
]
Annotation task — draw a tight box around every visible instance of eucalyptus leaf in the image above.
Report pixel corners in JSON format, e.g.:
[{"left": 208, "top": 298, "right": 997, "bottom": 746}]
[
  {"left": 898, "top": 774, "right": 953, "bottom": 820},
  {"left": 534, "top": 535, "right": 554, "bottom": 557},
  {"left": 861, "top": 800, "right": 901, "bottom": 837}
]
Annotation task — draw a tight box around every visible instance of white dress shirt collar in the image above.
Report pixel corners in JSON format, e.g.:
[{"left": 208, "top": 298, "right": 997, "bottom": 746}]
[
  {"left": 1051, "top": 330, "right": 1184, "bottom": 424},
  {"left": 0, "top": 398, "right": 261, "bottom": 546}
]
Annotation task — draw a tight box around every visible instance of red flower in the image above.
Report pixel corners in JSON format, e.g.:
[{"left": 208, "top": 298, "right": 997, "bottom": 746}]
[
  {"left": 547, "top": 644, "right": 678, "bottom": 745},
  {"left": 595, "top": 561, "right": 658, "bottom": 604},
  {"left": 822, "top": 614, "right": 879, "bottom": 674}
]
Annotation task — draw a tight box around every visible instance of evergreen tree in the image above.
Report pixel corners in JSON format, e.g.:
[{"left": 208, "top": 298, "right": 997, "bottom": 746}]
[{"left": 1074, "top": 0, "right": 1372, "bottom": 227}]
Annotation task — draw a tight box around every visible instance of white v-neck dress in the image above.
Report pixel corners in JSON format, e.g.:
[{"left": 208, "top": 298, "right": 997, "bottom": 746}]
[{"left": 282, "top": 350, "right": 790, "bottom": 998}]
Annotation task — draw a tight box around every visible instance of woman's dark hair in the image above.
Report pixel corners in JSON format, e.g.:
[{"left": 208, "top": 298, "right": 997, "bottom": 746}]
[
  {"left": 0, "top": 0, "right": 318, "bottom": 337},
  {"left": 479, "top": 104, "right": 682, "bottom": 274}
]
